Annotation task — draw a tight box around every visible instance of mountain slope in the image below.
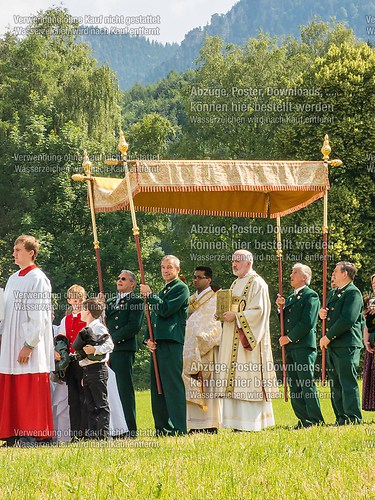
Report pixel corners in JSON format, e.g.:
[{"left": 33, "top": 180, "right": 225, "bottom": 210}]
[{"left": 83, "top": 0, "right": 375, "bottom": 88}]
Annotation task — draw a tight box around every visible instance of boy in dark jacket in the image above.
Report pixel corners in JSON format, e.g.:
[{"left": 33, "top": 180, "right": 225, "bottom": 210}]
[{"left": 74, "top": 299, "right": 114, "bottom": 439}]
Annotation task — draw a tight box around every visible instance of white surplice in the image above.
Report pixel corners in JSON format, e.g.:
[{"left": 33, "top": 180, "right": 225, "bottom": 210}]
[
  {"left": 183, "top": 287, "right": 222, "bottom": 429},
  {"left": 0, "top": 268, "right": 54, "bottom": 374}
]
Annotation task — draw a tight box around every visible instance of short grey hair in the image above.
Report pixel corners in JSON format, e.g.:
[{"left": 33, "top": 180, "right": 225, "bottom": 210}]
[
  {"left": 162, "top": 255, "right": 180, "bottom": 268},
  {"left": 293, "top": 263, "right": 312, "bottom": 285},
  {"left": 120, "top": 270, "right": 137, "bottom": 285},
  {"left": 336, "top": 261, "right": 357, "bottom": 281},
  {"left": 233, "top": 250, "right": 253, "bottom": 262}
]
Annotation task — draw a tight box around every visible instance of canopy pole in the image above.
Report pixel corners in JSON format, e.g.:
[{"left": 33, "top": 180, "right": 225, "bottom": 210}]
[
  {"left": 276, "top": 215, "right": 288, "bottom": 402},
  {"left": 321, "top": 190, "right": 328, "bottom": 385},
  {"left": 320, "top": 134, "right": 342, "bottom": 385},
  {"left": 72, "top": 152, "right": 104, "bottom": 294},
  {"left": 115, "top": 131, "right": 163, "bottom": 395},
  {"left": 320, "top": 137, "right": 331, "bottom": 385}
]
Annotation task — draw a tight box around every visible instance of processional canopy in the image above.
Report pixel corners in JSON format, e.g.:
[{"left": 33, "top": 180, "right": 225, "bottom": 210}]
[{"left": 91, "top": 159, "right": 329, "bottom": 219}]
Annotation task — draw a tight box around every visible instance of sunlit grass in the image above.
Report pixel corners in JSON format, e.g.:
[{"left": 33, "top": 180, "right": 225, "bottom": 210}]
[{"left": 0, "top": 383, "right": 374, "bottom": 499}]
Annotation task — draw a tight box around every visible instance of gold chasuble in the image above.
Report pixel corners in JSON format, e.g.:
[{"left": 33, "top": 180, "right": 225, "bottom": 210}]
[
  {"left": 217, "top": 271, "right": 279, "bottom": 431},
  {"left": 183, "top": 288, "right": 222, "bottom": 430}
]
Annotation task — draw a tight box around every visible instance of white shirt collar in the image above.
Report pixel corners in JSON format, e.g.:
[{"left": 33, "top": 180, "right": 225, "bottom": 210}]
[
  {"left": 195, "top": 286, "right": 212, "bottom": 299},
  {"left": 87, "top": 318, "right": 101, "bottom": 328}
]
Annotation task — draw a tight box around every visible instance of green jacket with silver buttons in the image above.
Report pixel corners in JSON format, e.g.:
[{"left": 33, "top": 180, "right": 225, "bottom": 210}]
[
  {"left": 282, "top": 286, "right": 320, "bottom": 350},
  {"left": 144, "top": 278, "right": 189, "bottom": 344},
  {"left": 325, "top": 282, "right": 364, "bottom": 348},
  {"left": 106, "top": 294, "right": 144, "bottom": 352}
]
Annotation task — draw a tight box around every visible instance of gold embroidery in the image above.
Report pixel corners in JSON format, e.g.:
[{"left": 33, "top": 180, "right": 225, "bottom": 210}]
[
  {"left": 227, "top": 323, "right": 239, "bottom": 398},
  {"left": 188, "top": 291, "right": 215, "bottom": 316},
  {"left": 225, "top": 274, "right": 257, "bottom": 395},
  {"left": 237, "top": 312, "right": 257, "bottom": 350},
  {"left": 216, "top": 289, "right": 232, "bottom": 321}
]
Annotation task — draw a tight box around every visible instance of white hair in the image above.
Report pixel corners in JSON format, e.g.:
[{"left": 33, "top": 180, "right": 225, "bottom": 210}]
[
  {"left": 293, "top": 263, "right": 312, "bottom": 285},
  {"left": 162, "top": 255, "right": 180, "bottom": 268},
  {"left": 233, "top": 250, "right": 253, "bottom": 262}
]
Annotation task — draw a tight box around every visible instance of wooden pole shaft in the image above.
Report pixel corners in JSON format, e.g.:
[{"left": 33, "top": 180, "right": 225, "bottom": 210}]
[
  {"left": 321, "top": 191, "right": 328, "bottom": 385},
  {"left": 123, "top": 161, "right": 163, "bottom": 395},
  {"left": 87, "top": 179, "right": 104, "bottom": 294},
  {"left": 276, "top": 216, "right": 288, "bottom": 402}
]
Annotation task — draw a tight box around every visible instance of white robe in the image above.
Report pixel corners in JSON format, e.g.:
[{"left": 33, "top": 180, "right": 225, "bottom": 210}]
[
  {"left": 50, "top": 324, "right": 70, "bottom": 442},
  {"left": 0, "top": 288, "right": 4, "bottom": 321},
  {"left": 217, "top": 271, "right": 278, "bottom": 431},
  {"left": 183, "top": 287, "right": 222, "bottom": 429},
  {"left": 0, "top": 268, "right": 54, "bottom": 374},
  {"left": 108, "top": 367, "right": 128, "bottom": 436}
]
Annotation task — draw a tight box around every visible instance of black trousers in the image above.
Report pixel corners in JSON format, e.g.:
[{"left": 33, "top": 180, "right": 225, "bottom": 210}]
[
  {"left": 83, "top": 363, "right": 110, "bottom": 439},
  {"left": 66, "top": 359, "right": 88, "bottom": 438}
]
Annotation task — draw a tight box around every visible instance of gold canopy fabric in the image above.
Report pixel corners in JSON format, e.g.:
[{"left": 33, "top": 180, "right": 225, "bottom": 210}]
[{"left": 91, "top": 160, "right": 329, "bottom": 218}]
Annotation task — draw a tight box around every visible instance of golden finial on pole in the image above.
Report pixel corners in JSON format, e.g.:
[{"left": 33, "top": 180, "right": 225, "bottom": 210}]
[
  {"left": 321, "top": 134, "right": 331, "bottom": 162},
  {"left": 71, "top": 173, "right": 88, "bottom": 181},
  {"left": 118, "top": 130, "right": 129, "bottom": 158},
  {"left": 321, "top": 134, "right": 343, "bottom": 167},
  {"left": 82, "top": 150, "right": 93, "bottom": 177}
]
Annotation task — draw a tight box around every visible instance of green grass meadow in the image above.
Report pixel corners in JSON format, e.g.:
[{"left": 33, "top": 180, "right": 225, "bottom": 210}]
[{"left": 1, "top": 385, "right": 374, "bottom": 499}]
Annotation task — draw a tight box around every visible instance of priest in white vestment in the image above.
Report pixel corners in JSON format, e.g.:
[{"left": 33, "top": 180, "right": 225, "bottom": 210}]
[
  {"left": 0, "top": 235, "right": 54, "bottom": 445},
  {"left": 183, "top": 266, "right": 222, "bottom": 432},
  {"left": 217, "top": 250, "right": 279, "bottom": 431}
]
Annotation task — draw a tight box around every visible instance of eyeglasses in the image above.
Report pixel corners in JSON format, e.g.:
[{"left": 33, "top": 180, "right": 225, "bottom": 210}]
[
  {"left": 193, "top": 275, "right": 208, "bottom": 280},
  {"left": 117, "top": 277, "right": 128, "bottom": 281}
]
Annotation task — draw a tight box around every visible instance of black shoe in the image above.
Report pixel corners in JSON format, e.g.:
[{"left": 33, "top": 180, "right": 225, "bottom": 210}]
[
  {"left": 36, "top": 438, "right": 55, "bottom": 447},
  {"left": 188, "top": 428, "right": 218, "bottom": 434},
  {"left": 293, "top": 421, "right": 304, "bottom": 430},
  {"left": 3, "top": 436, "right": 18, "bottom": 447},
  {"left": 336, "top": 418, "right": 361, "bottom": 426},
  {"left": 15, "top": 436, "right": 37, "bottom": 447}
]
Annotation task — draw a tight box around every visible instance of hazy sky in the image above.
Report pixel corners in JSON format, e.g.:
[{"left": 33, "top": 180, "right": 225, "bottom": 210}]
[{"left": 0, "top": 0, "right": 239, "bottom": 44}]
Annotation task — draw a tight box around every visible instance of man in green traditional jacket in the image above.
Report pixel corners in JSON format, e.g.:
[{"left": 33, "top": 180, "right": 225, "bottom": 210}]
[
  {"left": 106, "top": 270, "right": 144, "bottom": 437},
  {"left": 319, "top": 261, "right": 364, "bottom": 425},
  {"left": 276, "top": 263, "right": 324, "bottom": 428},
  {"left": 140, "top": 255, "right": 190, "bottom": 436}
]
